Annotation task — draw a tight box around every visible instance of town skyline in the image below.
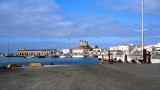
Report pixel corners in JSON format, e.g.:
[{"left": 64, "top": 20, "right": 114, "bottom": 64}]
[{"left": 0, "top": 0, "right": 160, "bottom": 52}]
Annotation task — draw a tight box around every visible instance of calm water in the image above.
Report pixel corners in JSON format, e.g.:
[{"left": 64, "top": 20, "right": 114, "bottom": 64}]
[{"left": 0, "top": 57, "right": 100, "bottom": 66}]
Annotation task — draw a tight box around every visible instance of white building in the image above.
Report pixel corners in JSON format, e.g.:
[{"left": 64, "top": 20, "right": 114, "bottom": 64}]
[
  {"left": 145, "top": 45, "right": 153, "bottom": 52},
  {"left": 17, "top": 48, "right": 57, "bottom": 56},
  {"left": 151, "top": 43, "right": 160, "bottom": 51},
  {"left": 131, "top": 43, "right": 160, "bottom": 55},
  {"left": 72, "top": 49, "right": 86, "bottom": 54},
  {"left": 61, "top": 49, "right": 72, "bottom": 54},
  {"left": 109, "top": 43, "right": 160, "bottom": 63},
  {"left": 110, "top": 44, "right": 134, "bottom": 54},
  {"left": 92, "top": 48, "right": 106, "bottom": 55},
  {"left": 93, "top": 48, "right": 105, "bottom": 52},
  {"left": 131, "top": 45, "right": 142, "bottom": 55}
]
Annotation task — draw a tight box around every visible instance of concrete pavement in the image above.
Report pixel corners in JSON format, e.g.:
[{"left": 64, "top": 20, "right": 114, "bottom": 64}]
[{"left": 0, "top": 63, "right": 160, "bottom": 90}]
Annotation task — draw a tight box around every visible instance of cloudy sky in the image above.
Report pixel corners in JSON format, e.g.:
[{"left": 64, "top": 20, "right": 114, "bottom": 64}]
[{"left": 0, "top": 0, "right": 160, "bottom": 52}]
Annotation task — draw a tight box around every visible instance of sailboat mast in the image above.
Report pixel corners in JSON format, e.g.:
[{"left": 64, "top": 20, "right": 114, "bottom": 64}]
[
  {"left": 8, "top": 39, "right": 10, "bottom": 53},
  {"left": 69, "top": 38, "right": 70, "bottom": 49},
  {"left": 65, "top": 42, "right": 67, "bottom": 54}
]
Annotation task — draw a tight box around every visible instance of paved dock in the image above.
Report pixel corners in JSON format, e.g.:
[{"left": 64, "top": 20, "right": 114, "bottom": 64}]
[{"left": 0, "top": 63, "right": 160, "bottom": 90}]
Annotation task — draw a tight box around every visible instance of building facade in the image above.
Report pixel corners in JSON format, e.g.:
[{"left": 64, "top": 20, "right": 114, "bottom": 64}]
[
  {"left": 130, "top": 44, "right": 142, "bottom": 55},
  {"left": 110, "top": 44, "right": 134, "bottom": 54},
  {"left": 61, "top": 49, "right": 72, "bottom": 54},
  {"left": 72, "top": 49, "right": 87, "bottom": 54},
  {"left": 16, "top": 48, "right": 57, "bottom": 56}
]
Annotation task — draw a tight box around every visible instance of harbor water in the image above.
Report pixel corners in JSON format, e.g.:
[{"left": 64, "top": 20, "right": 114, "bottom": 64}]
[{"left": 0, "top": 57, "right": 100, "bottom": 67}]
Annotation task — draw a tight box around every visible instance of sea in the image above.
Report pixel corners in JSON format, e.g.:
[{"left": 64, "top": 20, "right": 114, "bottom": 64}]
[{"left": 0, "top": 57, "right": 100, "bottom": 67}]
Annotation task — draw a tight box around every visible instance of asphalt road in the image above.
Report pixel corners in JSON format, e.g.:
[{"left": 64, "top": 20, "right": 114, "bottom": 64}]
[{"left": 0, "top": 63, "right": 160, "bottom": 90}]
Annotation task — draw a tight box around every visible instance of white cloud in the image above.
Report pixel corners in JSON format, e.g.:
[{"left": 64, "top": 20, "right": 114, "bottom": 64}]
[
  {"left": 100, "top": 0, "right": 160, "bottom": 16},
  {"left": 0, "top": 0, "right": 159, "bottom": 39}
]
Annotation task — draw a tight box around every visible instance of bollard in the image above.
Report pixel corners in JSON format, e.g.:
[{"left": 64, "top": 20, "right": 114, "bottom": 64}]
[
  {"left": 143, "top": 49, "right": 147, "bottom": 63},
  {"left": 108, "top": 51, "right": 110, "bottom": 61}
]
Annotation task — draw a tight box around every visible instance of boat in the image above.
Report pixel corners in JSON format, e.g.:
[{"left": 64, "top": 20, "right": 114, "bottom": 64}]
[
  {"left": 59, "top": 55, "right": 67, "bottom": 58},
  {"left": 36, "top": 55, "right": 46, "bottom": 58},
  {"left": 0, "top": 54, "right": 3, "bottom": 57},
  {"left": 51, "top": 55, "right": 59, "bottom": 58},
  {"left": 72, "top": 54, "right": 84, "bottom": 58},
  {"left": 59, "top": 54, "right": 71, "bottom": 58},
  {"left": 85, "top": 54, "right": 97, "bottom": 58},
  {"left": 27, "top": 55, "right": 35, "bottom": 58},
  {"left": 23, "top": 55, "right": 35, "bottom": 58}
]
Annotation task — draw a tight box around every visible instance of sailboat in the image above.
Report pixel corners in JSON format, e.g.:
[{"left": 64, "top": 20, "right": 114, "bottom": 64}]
[
  {"left": 5, "top": 39, "right": 12, "bottom": 57},
  {"left": 59, "top": 42, "right": 71, "bottom": 58}
]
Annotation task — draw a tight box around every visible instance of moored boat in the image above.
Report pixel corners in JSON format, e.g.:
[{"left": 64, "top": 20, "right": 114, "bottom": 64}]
[
  {"left": 72, "top": 54, "right": 84, "bottom": 58},
  {"left": 36, "top": 55, "right": 46, "bottom": 58},
  {"left": 59, "top": 55, "right": 71, "bottom": 58}
]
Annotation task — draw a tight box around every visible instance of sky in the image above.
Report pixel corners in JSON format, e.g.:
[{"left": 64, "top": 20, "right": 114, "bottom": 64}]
[{"left": 0, "top": 0, "right": 160, "bottom": 52}]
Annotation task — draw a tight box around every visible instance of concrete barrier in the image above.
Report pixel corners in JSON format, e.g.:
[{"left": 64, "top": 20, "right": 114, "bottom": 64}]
[
  {"left": 8, "top": 64, "right": 22, "bottom": 68},
  {"left": 29, "top": 63, "right": 42, "bottom": 67}
]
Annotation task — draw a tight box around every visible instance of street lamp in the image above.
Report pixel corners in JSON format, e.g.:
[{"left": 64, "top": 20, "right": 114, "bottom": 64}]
[{"left": 142, "top": 0, "right": 144, "bottom": 55}]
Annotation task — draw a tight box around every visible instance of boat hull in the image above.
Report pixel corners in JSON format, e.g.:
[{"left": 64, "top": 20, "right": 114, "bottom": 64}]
[{"left": 72, "top": 55, "right": 84, "bottom": 58}]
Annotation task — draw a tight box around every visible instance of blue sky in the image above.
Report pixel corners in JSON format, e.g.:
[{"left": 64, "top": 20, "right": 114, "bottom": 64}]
[{"left": 0, "top": 0, "right": 160, "bottom": 52}]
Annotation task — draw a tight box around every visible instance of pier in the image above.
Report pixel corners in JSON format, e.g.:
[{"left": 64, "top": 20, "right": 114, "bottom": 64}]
[{"left": 0, "top": 63, "right": 160, "bottom": 90}]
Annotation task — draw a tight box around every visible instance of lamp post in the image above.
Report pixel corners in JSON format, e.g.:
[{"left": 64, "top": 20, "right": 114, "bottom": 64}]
[{"left": 142, "top": 0, "right": 144, "bottom": 55}]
